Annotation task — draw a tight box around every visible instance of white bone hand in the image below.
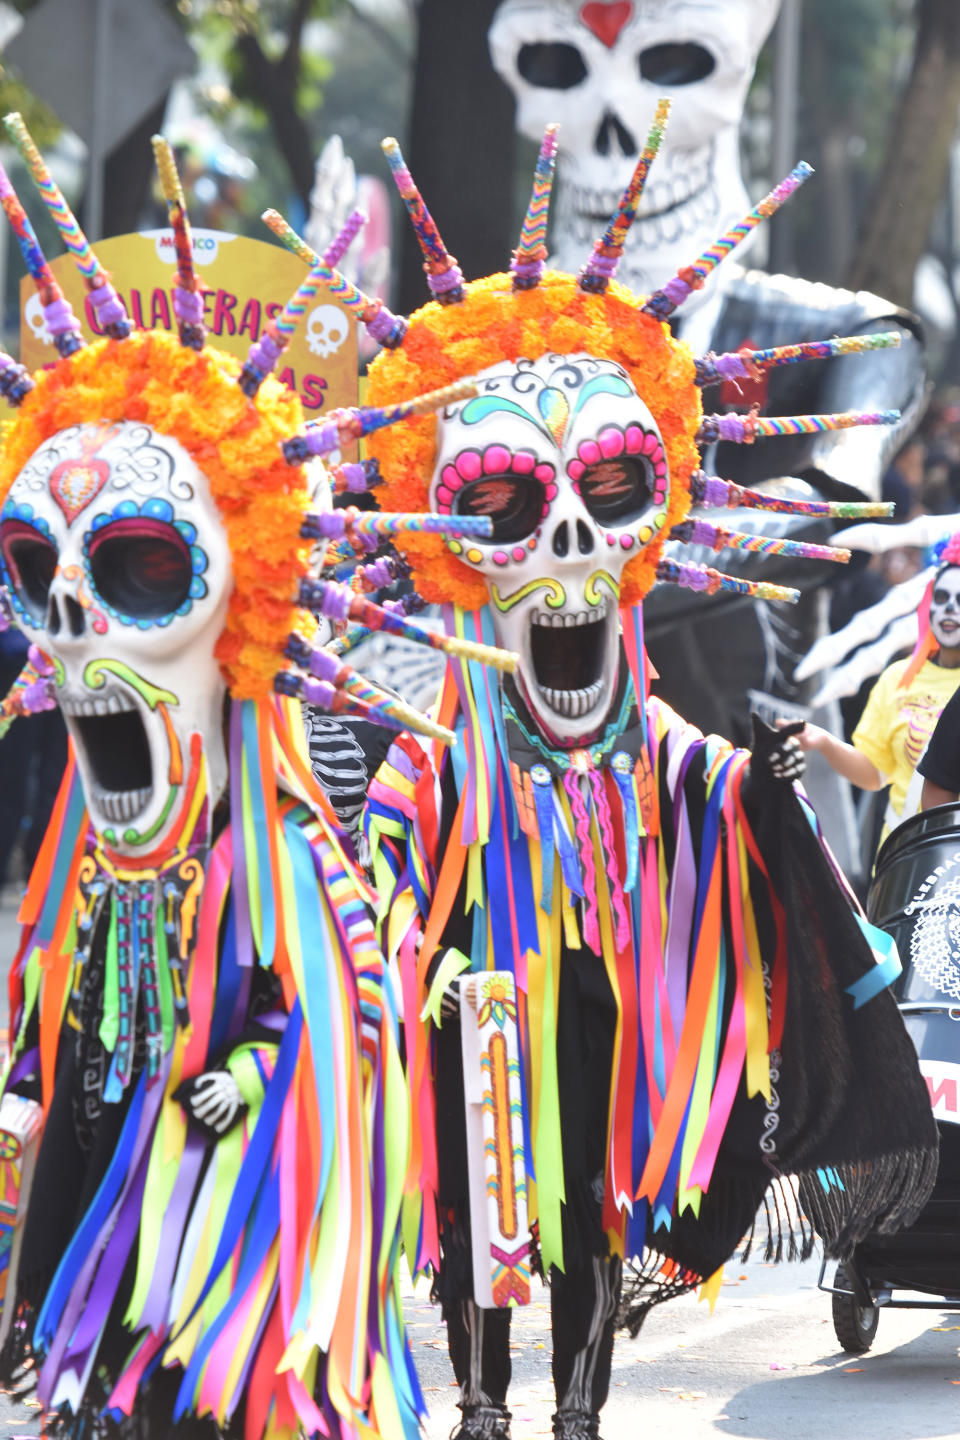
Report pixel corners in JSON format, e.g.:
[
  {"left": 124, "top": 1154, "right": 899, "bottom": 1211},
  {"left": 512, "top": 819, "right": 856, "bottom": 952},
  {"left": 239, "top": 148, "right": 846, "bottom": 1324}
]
[{"left": 188, "top": 1070, "right": 244, "bottom": 1134}]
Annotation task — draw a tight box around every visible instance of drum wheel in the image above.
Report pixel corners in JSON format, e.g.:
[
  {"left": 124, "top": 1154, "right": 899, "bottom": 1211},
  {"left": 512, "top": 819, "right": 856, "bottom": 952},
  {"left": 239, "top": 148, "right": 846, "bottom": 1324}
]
[{"left": 832, "top": 1262, "right": 879, "bottom": 1353}]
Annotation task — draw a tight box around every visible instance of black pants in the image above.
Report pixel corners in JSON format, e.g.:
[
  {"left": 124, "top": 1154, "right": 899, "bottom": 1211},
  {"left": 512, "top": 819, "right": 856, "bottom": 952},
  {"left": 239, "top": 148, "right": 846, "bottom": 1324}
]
[{"left": 444, "top": 1252, "right": 622, "bottom": 1420}]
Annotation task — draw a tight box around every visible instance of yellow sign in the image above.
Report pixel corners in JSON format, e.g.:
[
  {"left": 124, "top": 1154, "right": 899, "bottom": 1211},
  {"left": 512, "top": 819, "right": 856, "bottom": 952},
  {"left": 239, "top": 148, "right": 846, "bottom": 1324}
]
[{"left": 18, "top": 227, "right": 358, "bottom": 419}]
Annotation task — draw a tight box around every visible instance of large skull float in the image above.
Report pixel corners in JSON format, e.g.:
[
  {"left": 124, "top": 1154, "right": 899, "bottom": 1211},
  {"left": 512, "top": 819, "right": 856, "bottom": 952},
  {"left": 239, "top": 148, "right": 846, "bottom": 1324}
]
[{"left": 488, "top": 0, "right": 781, "bottom": 300}]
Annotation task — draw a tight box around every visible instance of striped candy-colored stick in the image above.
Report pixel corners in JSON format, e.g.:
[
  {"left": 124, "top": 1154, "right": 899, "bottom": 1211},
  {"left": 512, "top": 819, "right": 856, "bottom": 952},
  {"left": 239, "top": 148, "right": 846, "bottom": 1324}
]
[
  {"left": 302, "top": 508, "right": 494, "bottom": 543},
  {"left": 670, "top": 518, "right": 850, "bottom": 563},
  {"left": 285, "top": 633, "right": 455, "bottom": 741},
  {"left": 152, "top": 136, "right": 205, "bottom": 350},
  {"left": 283, "top": 379, "right": 477, "bottom": 462},
  {"left": 238, "top": 260, "right": 327, "bottom": 395},
  {"left": 579, "top": 99, "right": 670, "bottom": 293},
  {"left": 688, "top": 471, "right": 894, "bottom": 518},
  {"left": 298, "top": 577, "right": 519, "bottom": 671},
  {"left": 382, "top": 136, "right": 465, "bottom": 304},
  {"left": 656, "top": 557, "right": 800, "bottom": 603},
  {"left": 322, "top": 208, "right": 366, "bottom": 268},
  {"left": 511, "top": 123, "right": 559, "bottom": 291},
  {"left": 694, "top": 331, "right": 902, "bottom": 387},
  {"left": 264, "top": 205, "right": 366, "bottom": 268},
  {"left": 643, "top": 161, "right": 813, "bottom": 320},
  {"left": 5, "top": 111, "right": 131, "bottom": 339},
  {"left": 275, "top": 667, "right": 455, "bottom": 744},
  {"left": 262, "top": 207, "right": 406, "bottom": 348},
  {"left": 696, "top": 407, "right": 900, "bottom": 444},
  {"left": 0, "top": 158, "right": 83, "bottom": 357}
]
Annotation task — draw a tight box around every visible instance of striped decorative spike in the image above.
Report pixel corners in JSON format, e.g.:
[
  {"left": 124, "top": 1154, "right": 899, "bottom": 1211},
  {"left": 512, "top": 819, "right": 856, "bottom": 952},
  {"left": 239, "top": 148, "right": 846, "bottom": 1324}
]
[
  {"left": 693, "top": 331, "right": 902, "bottom": 387},
  {"left": 578, "top": 98, "right": 671, "bottom": 294},
  {"left": 688, "top": 471, "right": 894, "bottom": 518},
  {"left": 262, "top": 207, "right": 407, "bottom": 348},
  {"left": 382, "top": 136, "right": 465, "bottom": 304},
  {"left": 670, "top": 518, "right": 851, "bottom": 564},
  {"left": 655, "top": 557, "right": 800, "bottom": 604},
  {"left": 284, "top": 633, "right": 456, "bottom": 742},
  {"left": 282, "top": 378, "right": 477, "bottom": 462},
  {"left": 642, "top": 160, "right": 813, "bottom": 321},
  {"left": 5, "top": 111, "right": 132, "bottom": 339},
  {"left": 511, "top": 123, "right": 559, "bottom": 291},
  {"left": 298, "top": 577, "right": 520, "bottom": 671},
  {"left": 301, "top": 506, "right": 494, "bottom": 545},
  {"left": 321, "top": 207, "right": 366, "bottom": 268},
  {"left": 275, "top": 666, "right": 456, "bottom": 745},
  {"left": 0, "top": 157, "right": 83, "bottom": 357},
  {"left": 152, "top": 136, "right": 205, "bottom": 350},
  {"left": 695, "top": 407, "right": 900, "bottom": 444},
  {"left": 238, "top": 259, "right": 326, "bottom": 396}
]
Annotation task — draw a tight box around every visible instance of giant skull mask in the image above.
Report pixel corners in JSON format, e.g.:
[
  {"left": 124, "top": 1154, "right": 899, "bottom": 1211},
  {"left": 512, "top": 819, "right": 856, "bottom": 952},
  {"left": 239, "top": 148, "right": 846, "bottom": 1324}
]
[
  {"left": 0, "top": 421, "right": 233, "bottom": 855},
  {"left": 489, "top": 0, "right": 780, "bottom": 300},
  {"left": 431, "top": 353, "right": 670, "bottom": 747}
]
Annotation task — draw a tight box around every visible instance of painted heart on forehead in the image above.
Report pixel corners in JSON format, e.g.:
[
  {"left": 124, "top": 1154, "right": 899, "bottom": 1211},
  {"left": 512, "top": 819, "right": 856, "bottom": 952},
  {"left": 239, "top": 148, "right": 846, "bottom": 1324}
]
[
  {"left": 488, "top": 0, "right": 781, "bottom": 299},
  {"left": 431, "top": 352, "right": 670, "bottom": 745},
  {"left": 0, "top": 418, "right": 232, "bottom": 853}
]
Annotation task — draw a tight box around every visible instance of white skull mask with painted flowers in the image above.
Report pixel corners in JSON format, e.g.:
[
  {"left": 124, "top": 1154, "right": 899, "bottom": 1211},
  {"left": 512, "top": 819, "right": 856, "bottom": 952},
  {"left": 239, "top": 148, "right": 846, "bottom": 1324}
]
[
  {"left": 0, "top": 420, "right": 232, "bottom": 855},
  {"left": 432, "top": 352, "right": 669, "bottom": 747},
  {"left": 488, "top": 0, "right": 780, "bottom": 303}
]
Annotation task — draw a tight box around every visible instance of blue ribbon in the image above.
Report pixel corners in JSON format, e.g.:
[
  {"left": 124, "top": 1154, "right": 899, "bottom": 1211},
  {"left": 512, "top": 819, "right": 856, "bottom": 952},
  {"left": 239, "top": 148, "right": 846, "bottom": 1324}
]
[{"left": 846, "top": 917, "right": 903, "bottom": 1009}]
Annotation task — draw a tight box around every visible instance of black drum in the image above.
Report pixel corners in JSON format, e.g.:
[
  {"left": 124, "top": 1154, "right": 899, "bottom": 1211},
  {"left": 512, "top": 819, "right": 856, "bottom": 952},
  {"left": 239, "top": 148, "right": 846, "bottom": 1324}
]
[
  {"left": 855, "top": 803, "right": 960, "bottom": 1297},
  {"left": 870, "top": 802, "right": 960, "bottom": 1086}
]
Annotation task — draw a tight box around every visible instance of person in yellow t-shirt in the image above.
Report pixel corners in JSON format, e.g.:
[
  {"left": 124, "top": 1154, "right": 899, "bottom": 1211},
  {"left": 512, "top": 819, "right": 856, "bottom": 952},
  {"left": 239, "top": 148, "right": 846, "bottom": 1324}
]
[{"left": 796, "top": 551, "right": 960, "bottom": 838}]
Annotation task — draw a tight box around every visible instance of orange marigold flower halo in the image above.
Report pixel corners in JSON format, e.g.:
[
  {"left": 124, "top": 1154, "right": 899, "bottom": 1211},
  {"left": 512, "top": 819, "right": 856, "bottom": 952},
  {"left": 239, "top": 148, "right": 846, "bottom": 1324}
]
[
  {"left": 365, "top": 270, "right": 701, "bottom": 611},
  {"left": 0, "top": 330, "right": 313, "bottom": 699}
]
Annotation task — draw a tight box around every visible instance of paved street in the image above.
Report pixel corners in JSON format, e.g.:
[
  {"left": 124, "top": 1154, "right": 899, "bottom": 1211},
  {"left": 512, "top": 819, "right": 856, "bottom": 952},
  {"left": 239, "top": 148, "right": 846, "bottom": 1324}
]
[
  {"left": 407, "top": 1251, "right": 960, "bottom": 1440},
  {"left": 2, "top": 893, "right": 960, "bottom": 1439}
]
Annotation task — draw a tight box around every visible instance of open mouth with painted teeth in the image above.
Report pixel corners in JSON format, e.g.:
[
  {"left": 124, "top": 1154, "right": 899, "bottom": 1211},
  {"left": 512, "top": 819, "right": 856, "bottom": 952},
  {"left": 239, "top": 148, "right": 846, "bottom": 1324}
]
[
  {"left": 529, "top": 600, "right": 611, "bottom": 719},
  {"left": 60, "top": 691, "right": 153, "bottom": 822}
]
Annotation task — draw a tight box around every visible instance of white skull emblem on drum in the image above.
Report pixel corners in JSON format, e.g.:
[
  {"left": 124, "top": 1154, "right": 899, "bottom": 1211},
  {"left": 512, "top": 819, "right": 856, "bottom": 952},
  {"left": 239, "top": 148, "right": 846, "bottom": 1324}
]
[
  {"left": 488, "top": 0, "right": 780, "bottom": 298},
  {"left": 432, "top": 353, "right": 669, "bottom": 745},
  {"left": 0, "top": 421, "right": 232, "bottom": 854}
]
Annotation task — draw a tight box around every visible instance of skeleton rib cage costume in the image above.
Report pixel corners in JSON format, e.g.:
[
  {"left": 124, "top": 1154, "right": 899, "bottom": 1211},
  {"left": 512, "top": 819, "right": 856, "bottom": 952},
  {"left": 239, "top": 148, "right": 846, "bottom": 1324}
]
[{"left": 346, "top": 118, "right": 940, "bottom": 1438}]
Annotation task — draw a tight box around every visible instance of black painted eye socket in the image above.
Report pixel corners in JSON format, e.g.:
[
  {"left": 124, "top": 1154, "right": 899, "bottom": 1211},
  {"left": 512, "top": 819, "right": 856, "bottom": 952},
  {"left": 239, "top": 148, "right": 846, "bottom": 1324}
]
[
  {"left": 89, "top": 519, "right": 193, "bottom": 619},
  {"left": 453, "top": 474, "right": 546, "bottom": 544},
  {"left": 578, "top": 459, "right": 653, "bottom": 527},
  {"left": 517, "top": 41, "right": 588, "bottom": 89},
  {"left": 639, "top": 42, "right": 716, "bottom": 85},
  {"left": 0, "top": 521, "right": 58, "bottom": 622}
]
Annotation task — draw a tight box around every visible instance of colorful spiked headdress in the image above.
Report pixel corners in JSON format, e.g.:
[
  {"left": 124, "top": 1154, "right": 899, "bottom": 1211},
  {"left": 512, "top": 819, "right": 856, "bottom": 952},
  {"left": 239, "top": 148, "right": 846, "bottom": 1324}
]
[
  {"left": 0, "top": 115, "right": 520, "bottom": 745},
  {"left": 260, "top": 109, "right": 899, "bottom": 617}
]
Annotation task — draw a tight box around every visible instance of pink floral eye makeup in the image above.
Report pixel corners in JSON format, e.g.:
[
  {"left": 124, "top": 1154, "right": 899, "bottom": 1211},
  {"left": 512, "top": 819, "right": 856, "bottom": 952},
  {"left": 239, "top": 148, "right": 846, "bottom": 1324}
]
[
  {"left": 437, "top": 444, "right": 558, "bottom": 545},
  {"left": 567, "top": 423, "right": 667, "bottom": 528}
]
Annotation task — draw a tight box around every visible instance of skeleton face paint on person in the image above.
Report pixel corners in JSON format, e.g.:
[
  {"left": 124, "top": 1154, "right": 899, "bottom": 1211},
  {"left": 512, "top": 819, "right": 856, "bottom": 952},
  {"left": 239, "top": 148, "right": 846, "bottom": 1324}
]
[
  {"left": 0, "top": 421, "right": 233, "bottom": 856},
  {"left": 431, "top": 353, "right": 669, "bottom": 747},
  {"left": 488, "top": 0, "right": 781, "bottom": 299},
  {"left": 930, "top": 565, "right": 960, "bottom": 652}
]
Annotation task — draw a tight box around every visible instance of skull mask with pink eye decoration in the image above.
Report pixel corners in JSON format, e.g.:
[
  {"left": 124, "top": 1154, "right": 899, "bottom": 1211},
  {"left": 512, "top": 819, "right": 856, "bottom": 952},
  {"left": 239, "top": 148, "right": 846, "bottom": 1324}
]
[
  {"left": 488, "top": 0, "right": 781, "bottom": 302},
  {"left": 0, "top": 419, "right": 233, "bottom": 855},
  {"left": 430, "top": 352, "right": 669, "bottom": 747}
]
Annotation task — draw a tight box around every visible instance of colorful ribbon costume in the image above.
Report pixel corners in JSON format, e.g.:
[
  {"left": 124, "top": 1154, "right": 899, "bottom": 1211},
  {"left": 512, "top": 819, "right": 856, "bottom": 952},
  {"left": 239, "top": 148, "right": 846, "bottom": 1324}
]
[
  {"left": 0, "top": 124, "right": 502, "bottom": 1440},
  {"left": 335, "top": 119, "right": 940, "bottom": 1440}
]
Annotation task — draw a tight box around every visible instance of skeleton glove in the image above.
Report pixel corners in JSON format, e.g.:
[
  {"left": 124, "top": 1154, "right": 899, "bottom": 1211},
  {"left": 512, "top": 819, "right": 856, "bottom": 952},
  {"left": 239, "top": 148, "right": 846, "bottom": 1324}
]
[
  {"left": 176, "top": 1069, "right": 248, "bottom": 1142},
  {"left": 749, "top": 713, "right": 806, "bottom": 785}
]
